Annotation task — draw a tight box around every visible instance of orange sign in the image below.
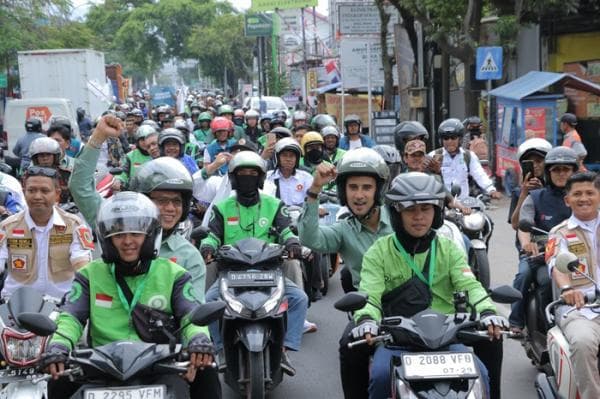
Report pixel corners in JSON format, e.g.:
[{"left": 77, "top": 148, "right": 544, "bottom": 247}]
[{"left": 26, "top": 106, "right": 52, "bottom": 124}]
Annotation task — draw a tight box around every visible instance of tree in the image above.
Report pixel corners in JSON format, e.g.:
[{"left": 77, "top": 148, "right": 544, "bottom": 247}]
[{"left": 375, "top": 0, "right": 395, "bottom": 110}]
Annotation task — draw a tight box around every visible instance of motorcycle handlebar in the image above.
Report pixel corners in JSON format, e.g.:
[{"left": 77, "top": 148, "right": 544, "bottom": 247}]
[{"left": 347, "top": 334, "right": 391, "bottom": 349}]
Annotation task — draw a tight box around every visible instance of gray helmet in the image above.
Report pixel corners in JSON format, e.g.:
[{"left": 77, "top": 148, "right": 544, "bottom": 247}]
[
  {"left": 29, "top": 137, "right": 61, "bottom": 165},
  {"left": 96, "top": 191, "right": 162, "bottom": 265},
  {"left": 385, "top": 172, "right": 446, "bottom": 229},
  {"left": 321, "top": 125, "right": 340, "bottom": 139},
  {"left": 275, "top": 137, "right": 302, "bottom": 168},
  {"left": 373, "top": 144, "right": 402, "bottom": 164},
  {"left": 292, "top": 110, "right": 308, "bottom": 122},
  {"left": 174, "top": 119, "right": 189, "bottom": 132},
  {"left": 544, "top": 146, "right": 578, "bottom": 173},
  {"left": 158, "top": 128, "right": 186, "bottom": 157},
  {"left": 134, "top": 125, "right": 158, "bottom": 142},
  {"left": 517, "top": 138, "right": 552, "bottom": 163},
  {"left": 336, "top": 148, "right": 390, "bottom": 207},
  {"left": 129, "top": 157, "right": 193, "bottom": 223},
  {"left": 228, "top": 151, "right": 267, "bottom": 190},
  {"left": 311, "top": 114, "right": 336, "bottom": 131},
  {"left": 270, "top": 126, "right": 292, "bottom": 139},
  {"left": 393, "top": 121, "right": 429, "bottom": 152},
  {"left": 437, "top": 118, "right": 465, "bottom": 141},
  {"left": 245, "top": 109, "right": 260, "bottom": 121},
  {"left": 141, "top": 119, "right": 160, "bottom": 130}
]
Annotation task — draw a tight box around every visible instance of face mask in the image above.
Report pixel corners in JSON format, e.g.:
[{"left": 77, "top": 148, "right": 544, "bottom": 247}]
[
  {"left": 236, "top": 175, "right": 260, "bottom": 195},
  {"left": 233, "top": 117, "right": 244, "bottom": 126},
  {"left": 306, "top": 149, "right": 324, "bottom": 164}
]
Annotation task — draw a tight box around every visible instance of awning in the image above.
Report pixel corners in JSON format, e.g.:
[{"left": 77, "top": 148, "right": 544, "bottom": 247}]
[
  {"left": 311, "top": 81, "right": 342, "bottom": 95},
  {"left": 489, "top": 70, "right": 600, "bottom": 101}
]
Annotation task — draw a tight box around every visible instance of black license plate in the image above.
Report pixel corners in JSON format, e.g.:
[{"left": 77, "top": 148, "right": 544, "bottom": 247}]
[{"left": 227, "top": 271, "right": 276, "bottom": 287}]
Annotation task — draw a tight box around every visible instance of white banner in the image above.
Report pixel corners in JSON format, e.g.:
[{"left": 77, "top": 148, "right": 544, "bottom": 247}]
[{"left": 340, "top": 39, "right": 384, "bottom": 89}]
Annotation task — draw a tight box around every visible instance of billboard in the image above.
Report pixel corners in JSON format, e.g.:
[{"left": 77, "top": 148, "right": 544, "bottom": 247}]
[{"left": 251, "top": 0, "right": 317, "bottom": 12}]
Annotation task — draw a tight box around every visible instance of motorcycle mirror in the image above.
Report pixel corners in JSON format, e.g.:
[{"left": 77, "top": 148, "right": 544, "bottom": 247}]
[
  {"left": 189, "top": 301, "right": 226, "bottom": 326},
  {"left": 0, "top": 162, "right": 12, "bottom": 174},
  {"left": 555, "top": 252, "right": 580, "bottom": 274},
  {"left": 450, "top": 183, "right": 462, "bottom": 197},
  {"left": 334, "top": 292, "right": 368, "bottom": 312},
  {"left": 17, "top": 312, "right": 57, "bottom": 336},
  {"left": 191, "top": 226, "right": 210, "bottom": 242},
  {"left": 489, "top": 285, "right": 522, "bottom": 304},
  {"left": 109, "top": 167, "right": 123, "bottom": 175},
  {"left": 517, "top": 219, "right": 533, "bottom": 233}
]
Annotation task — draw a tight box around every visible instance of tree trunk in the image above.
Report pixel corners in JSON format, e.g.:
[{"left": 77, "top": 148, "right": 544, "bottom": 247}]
[{"left": 375, "top": 0, "right": 394, "bottom": 110}]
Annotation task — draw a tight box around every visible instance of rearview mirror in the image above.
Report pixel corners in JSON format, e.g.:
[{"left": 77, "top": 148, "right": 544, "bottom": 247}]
[
  {"left": 517, "top": 219, "right": 534, "bottom": 233},
  {"left": 334, "top": 292, "right": 368, "bottom": 312},
  {"left": 191, "top": 226, "right": 210, "bottom": 242},
  {"left": 489, "top": 285, "right": 522, "bottom": 304},
  {"left": 555, "top": 252, "right": 579, "bottom": 274},
  {"left": 17, "top": 313, "right": 57, "bottom": 337},
  {"left": 450, "top": 183, "right": 462, "bottom": 197},
  {"left": 189, "top": 302, "right": 226, "bottom": 326}
]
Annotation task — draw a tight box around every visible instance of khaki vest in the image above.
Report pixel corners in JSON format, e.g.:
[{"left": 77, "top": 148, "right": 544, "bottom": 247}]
[
  {"left": 0, "top": 207, "right": 86, "bottom": 285},
  {"left": 551, "top": 219, "right": 597, "bottom": 288}
]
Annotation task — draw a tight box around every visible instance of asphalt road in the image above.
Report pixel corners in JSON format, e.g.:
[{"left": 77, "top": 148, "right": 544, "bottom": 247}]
[{"left": 222, "top": 198, "right": 539, "bottom": 398}]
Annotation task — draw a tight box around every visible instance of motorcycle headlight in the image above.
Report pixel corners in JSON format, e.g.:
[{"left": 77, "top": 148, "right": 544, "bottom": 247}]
[
  {"left": 261, "top": 277, "right": 285, "bottom": 314},
  {"left": 463, "top": 213, "right": 485, "bottom": 231},
  {"left": 467, "top": 377, "right": 485, "bottom": 399},
  {"left": 220, "top": 279, "right": 244, "bottom": 314},
  {"left": 1, "top": 330, "right": 47, "bottom": 366}
]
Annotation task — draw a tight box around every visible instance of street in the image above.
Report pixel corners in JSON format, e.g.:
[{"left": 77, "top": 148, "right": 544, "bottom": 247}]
[{"left": 222, "top": 197, "right": 539, "bottom": 398}]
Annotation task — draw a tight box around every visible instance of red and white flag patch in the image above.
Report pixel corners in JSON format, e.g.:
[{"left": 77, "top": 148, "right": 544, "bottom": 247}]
[
  {"left": 227, "top": 217, "right": 239, "bottom": 226},
  {"left": 12, "top": 229, "right": 25, "bottom": 238},
  {"left": 95, "top": 293, "right": 113, "bottom": 309}
]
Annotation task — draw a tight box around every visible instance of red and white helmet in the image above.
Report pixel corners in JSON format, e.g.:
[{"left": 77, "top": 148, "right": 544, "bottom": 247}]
[{"left": 210, "top": 116, "right": 232, "bottom": 133}]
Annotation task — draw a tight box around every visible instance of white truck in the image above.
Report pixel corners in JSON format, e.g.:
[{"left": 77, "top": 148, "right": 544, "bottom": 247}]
[{"left": 17, "top": 49, "right": 112, "bottom": 120}]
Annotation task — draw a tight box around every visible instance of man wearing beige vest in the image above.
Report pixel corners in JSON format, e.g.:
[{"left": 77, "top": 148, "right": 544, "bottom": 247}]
[
  {"left": 0, "top": 166, "right": 92, "bottom": 300},
  {"left": 547, "top": 171, "right": 600, "bottom": 399}
]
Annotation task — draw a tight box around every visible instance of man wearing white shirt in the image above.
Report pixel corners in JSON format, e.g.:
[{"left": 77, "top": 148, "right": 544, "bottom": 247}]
[
  {"left": 266, "top": 138, "right": 313, "bottom": 206},
  {"left": 0, "top": 166, "right": 92, "bottom": 299},
  {"left": 547, "top": 172, "right": 600, "bottom": 399},
  {"left": 428, "top": 118, "right": 501, "bottom": 200}
]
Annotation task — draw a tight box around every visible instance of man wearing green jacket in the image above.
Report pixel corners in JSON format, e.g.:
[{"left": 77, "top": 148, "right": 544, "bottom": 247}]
[
  {"left": 40, "top": 192, "right": 219, "bottom": 398},
  {"left": 352, "top": 172, "right": 507, "bottom": 398},
  {"left": 68, "top": 116, "right": 206, "bottom": 301},
  {"left": 114, "top": 124, "right": 159, "bottom": 190}
]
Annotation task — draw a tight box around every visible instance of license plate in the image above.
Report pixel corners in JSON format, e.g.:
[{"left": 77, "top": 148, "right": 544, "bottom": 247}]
[
  {"left": 84, "top": 385, "right": 165, "bottom": 399},
  {"left": 0, "top": 367, "right": 37, "bottom": 378},
  {"left": 402, "top": 352, "right": 478, "bottom": 380},
  {"left": 227, "top": 271, "right": 276, "bottom": 287}
]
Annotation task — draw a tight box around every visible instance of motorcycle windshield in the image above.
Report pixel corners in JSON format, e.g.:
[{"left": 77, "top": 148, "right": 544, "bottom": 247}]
[{"left": 8, "top": 286, "right": 46, "bottom": 319}]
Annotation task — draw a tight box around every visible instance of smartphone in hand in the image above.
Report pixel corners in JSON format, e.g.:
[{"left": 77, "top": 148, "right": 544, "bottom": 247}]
[{"left": 521, "top": 160, "right": 534, "bottom": 181}]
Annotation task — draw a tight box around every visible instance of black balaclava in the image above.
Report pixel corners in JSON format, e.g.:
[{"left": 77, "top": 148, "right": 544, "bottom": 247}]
[
  {"left": 114, "top": 258, "right": 151, "bottom": 277},
  {"left": 306, "top": 148, "right": 324, "bottom": 165},
  {"left": 389, "top": 207, "right": 437, "bottom": 254},
  {"left": 236, "top": 175, "right": 260, "bottom": 207}
]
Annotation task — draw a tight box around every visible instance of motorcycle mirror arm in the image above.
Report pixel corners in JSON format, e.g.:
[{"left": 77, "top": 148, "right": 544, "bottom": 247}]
[{"left": 154, "top": 320, "right": 178, "bottom": 353}]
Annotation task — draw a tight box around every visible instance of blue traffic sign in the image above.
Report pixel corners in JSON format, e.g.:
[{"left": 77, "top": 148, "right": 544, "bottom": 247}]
[{"left": 476, "top": 47, "right": 503, "bottom": 80}]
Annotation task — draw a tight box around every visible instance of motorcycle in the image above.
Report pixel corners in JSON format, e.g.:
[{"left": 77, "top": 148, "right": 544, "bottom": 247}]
[
  {"left": 535, "top": 251, "right": 599, "bottom": 399},
  {"left": 336, "top": 286, "right": 521, "bottom": 399},
  {"left": 447, "top": 185, "right": 494, "bottom": 289},
  {"left": 216, "top": 238, "right": 289, "bottom": 398},
  {"left": 17, "top": 302, "right": 225, "bottom": 399},
  {"left": 0, "top": 287, "right": 59, "bottom": 399},
  {"left": 517, "top": 221, "right": 553, "bottom": 371}
]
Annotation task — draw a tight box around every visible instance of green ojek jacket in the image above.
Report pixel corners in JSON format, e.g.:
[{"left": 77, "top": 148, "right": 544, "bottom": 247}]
[
  {"left": 117, "top": 148, "right": 152, "bottom": 184},
  {"left": 51, "top": 257, "right": 207, "bottom": 349}
]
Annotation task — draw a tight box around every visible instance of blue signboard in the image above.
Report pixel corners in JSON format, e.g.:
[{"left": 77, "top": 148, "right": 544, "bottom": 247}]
[
  {"left": 476, "top": 47, "right": 503, "bottom": 81},
  {"left": 150, "top": 86, "right": 176, "bottom": 107}
]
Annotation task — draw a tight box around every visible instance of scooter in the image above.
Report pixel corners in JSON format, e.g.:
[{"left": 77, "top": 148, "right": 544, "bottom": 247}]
[
  {"left": 335, "top": 286, "right": 521, "bottom": 399},
  {"left": 216, "top": 238, "right": 289, "bottom": 398},
  {"left": 0, "top": 287, "right": 59, "bottom": 399},
  {"left": 535, "top": 251, "right": 600, "bottom": 399},
  {"left": 17, "top": 302, "right": 225, "bottom": 399}
]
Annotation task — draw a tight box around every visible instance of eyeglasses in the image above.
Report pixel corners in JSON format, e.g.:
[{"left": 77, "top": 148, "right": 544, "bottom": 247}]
[
  {"left": 25, "top": 166, "right": 58, "bottom": 178},
  {"left": 150, "top": 196, "right": 184, "bottom": 208},
  {"left": 442, "top": 135, "right": 460, "bottom": 141}
]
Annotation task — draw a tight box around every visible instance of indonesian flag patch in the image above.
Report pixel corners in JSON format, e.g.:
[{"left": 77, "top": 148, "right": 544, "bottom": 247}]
[
  {"left": 12, "top": 229, "right": 25, "bottom": 238},
  {"left": 95, "top": 293, "right": 113, "bottom": 308},
  {"left": 227, "top": 217, "right": 239, "bottom": 226}
]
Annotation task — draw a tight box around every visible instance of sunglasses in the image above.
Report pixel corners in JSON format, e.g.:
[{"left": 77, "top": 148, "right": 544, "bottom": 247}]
[{"left": 25, "top": 166, "right": 58, "bottom": 178}]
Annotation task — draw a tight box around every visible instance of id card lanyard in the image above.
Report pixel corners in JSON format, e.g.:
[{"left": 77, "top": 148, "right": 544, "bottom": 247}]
[{"left": 393, "top": 236, "right": 437, "bottom": 286}]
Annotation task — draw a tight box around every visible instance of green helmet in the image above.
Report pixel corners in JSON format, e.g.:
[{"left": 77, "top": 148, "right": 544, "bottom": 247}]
[
  {"left": 218, "top": 104, "right": 234, "bottom": 115},
  {"left": 228, "top": 151, "right": 267, "bottom": 190},
  {"left": 335, "top": 147, "right": 390, "bottom": 207},
  {"left": 134, "top": 125, "right": 158, "bottom": 142},
  {"left": 198, "top": 111, "right": 213, "bottom": 123},
  {"left": 129, "top": 157, "right": 193, "bottom": 223}
]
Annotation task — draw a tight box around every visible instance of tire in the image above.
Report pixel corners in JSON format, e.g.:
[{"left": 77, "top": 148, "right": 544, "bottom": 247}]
[
  {"left": 470, "top": 248, "right": 490, "bottom": 290},
  {"left": 320, "top": 256, "right": 330, "bottom": 296},
  {"left": 247, "top": 350, "right": 265, "bottom": 399}
]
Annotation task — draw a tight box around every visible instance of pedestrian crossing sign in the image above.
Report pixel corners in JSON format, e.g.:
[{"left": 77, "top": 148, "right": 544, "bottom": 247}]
[{"left": 476, "top": 47, "right": 503, "bottom": 80}]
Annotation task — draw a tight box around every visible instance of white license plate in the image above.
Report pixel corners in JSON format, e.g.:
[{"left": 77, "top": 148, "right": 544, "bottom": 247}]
[
  {"left": 84, "top": 385, "right": 165, "bottom": 399},
  {"left": 402, "top": 352, "right": 478, "bottom": 380}
]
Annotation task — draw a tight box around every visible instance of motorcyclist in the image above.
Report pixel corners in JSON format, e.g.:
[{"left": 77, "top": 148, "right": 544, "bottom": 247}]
[
  {"left": 68, "top": 116, "right": 207, "bottom": 301},
  {"left": 546, "top": 171, "right": 600, "bottom": 399},
  {"left": 49, "top": 116, "right": 84, "bottom": 158},
  {"left": 243, "top": 109, "right": 262, "bottom": 143},
  {"left": 559, "top": 112, "right": 587, "bottom": 170},
  {"left": 218, "top": 104, "right": 245, "bottom": 139},
  {"left": 293, "top": 124, "right": 310, "bottom": 144},
  {"left": 353, "top": 172, "right": 506, "bottom": 399},
  {"left": 463, "top": 116, "right": 489, "bottom": 163},
  {"left": 392, "top": 120, "right": 429, "bottom": 155},
  {"left": 299, "top": 131, "right": 328, "bottom": 173},
  {"left": 339, "top": 114, "right": 375, "bottom": 150},
  {"left": 510, "top": 146, "right": 578, "bottom": 334},
  {"left": 40, "top": 192, "right": 219, "bottom": 399},
  {"left": 28, "top": 137, "right": 72, "bottom": 204},
  {"left": 200, "top": 151, "right": 308, "bottom": 376},
  {"left": 259, "top": 113, "right": 272, "bottom": 133},
  {"left": 270, "top": 111, "right": 287, "bottom": 130},
  {"left": 193, "top": 111, "right": 213, "bottom": 144},
  {"left": 232, "top": 108, "right": 245, "bottom": 127},
  {"left": 310, "top": 114, "right": 336, "bottom": 133},
  {"left": 158, "top": 128, "right": 198, "bottom": 175},
  {"left": 265, "top": 138, "right": 313, "bottom": 206},
  {"left": 297, "top": 148, "right": 392, "bottom": 399},
  {"left": 321, "top": 125, "right": 346, "bottom": 165},
  {"left": 114, "top": 125, "right": 160, "bottom": 190},
  {"left": 14, "top": 117, "right": 44, "bottom": 171},
  {"left": 202, "top": 117, "right": 236, "bottom": 177},
  {"left": 429, "top": 118, "right": 501, "bottom": 200},
  {"left": 291, "top": 110, "right": 308, "bottom": 129},
  {"left": 174, "top": 118, "right": 201, "bottom": 163}
]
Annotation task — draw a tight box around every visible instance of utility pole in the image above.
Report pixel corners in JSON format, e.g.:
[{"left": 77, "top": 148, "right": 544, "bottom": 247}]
[{"left": 301, "top": 7, "right": 308, "bottom": 103}]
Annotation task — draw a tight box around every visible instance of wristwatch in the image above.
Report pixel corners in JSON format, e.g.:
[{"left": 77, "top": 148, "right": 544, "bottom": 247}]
[
  {"left": 306, "top": 190, "right": 319, "bottom": 199},
  {"left": 560, "top": 285, "right": 573, "bottom": 294}
]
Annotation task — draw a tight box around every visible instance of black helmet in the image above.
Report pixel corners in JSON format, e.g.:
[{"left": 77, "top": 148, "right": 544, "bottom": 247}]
[
  {"left": 96, "top": 192, "right": 162, "bottom": 266},
  {"left": 544, "top": 146, "right": 578, "bottom": 188},
  {"left": 463, "top": 116, "right": 482, "bottom": 128},
  {"left": 335, "top": 148, "right": 390, "bottom": 207},
  {"left": 373, "top": 145, "right": 402, "bottom": 164},
  {"left": 158, "top": 128, "right": 186, "bottom": 157},
  {"left": 25, "top": 118, "right": 42, "bottom": 133},
  {"left": 559, "top": 113, "right": 577, "bottom": 126},
  {"left": 437, "top": 118, "right": 465, "bottom": 141},
  {"left": 129, "top": 157, "right": 194, "bottom": 223},
  {"left": 385, "top": 172, "right": 446, "bottom": 230},
  {"left": 393, "top": 121, "right": 429, "bottom": 152},
  {"left": 311, "top": 114, "right": 336, "bottom": 132},
  {"left": 76, "top": 107, "right": 86, "bottom": 120},
  {"left": 270, "top": 126, "right": 292, "bottom": 139}
]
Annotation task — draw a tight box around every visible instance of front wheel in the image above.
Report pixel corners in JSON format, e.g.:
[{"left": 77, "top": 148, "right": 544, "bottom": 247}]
[
  {"left": 470, "top": 248, "right": 490, "bottom": 290},
  {"left": 247, "top": 350, "right": 265, "bottom": 399}
]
